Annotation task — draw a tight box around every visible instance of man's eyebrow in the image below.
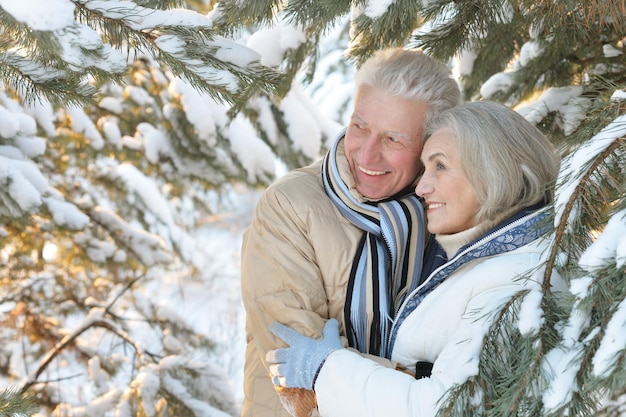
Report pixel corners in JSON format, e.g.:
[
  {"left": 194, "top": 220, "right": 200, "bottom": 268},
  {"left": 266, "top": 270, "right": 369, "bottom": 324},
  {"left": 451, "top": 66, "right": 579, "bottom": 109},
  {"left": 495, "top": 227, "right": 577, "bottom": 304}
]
[
  {"left": 386, "top": 130, "right": 412, "bottom": 141},
  {"left": 350, "top": 115, "right": 415, "bottom": 141},
  {"left": 350, "top": 114, "right": 364, "bottom": 122}
]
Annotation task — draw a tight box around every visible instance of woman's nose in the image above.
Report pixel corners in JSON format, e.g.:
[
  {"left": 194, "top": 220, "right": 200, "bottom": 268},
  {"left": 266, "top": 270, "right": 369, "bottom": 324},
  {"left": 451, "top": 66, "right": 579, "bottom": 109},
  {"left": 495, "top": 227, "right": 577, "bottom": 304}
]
[{"left": 415, "top": 176, "right": 433, "bottom": 197}]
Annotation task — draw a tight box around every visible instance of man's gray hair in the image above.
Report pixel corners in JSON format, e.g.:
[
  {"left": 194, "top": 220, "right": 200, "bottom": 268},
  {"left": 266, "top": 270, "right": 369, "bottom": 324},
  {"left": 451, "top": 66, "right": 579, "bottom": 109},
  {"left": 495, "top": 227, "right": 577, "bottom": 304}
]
[{"left": 355, "top": 48, "right": 461, "bottom": 126}]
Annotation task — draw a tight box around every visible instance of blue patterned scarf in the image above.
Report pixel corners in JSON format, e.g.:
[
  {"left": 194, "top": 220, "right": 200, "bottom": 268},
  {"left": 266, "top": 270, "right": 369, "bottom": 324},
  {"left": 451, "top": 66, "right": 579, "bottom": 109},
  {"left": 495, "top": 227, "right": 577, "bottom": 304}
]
[{"left": 321, "top": 131, "right": 426, "bottom": 358}]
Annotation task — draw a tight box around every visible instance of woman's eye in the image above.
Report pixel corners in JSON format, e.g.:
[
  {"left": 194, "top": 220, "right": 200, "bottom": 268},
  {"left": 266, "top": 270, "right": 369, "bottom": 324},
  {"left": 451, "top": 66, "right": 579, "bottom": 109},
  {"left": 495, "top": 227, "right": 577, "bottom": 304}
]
[{"left": 436, "top": 162, "right": 446, "bottom": 170}]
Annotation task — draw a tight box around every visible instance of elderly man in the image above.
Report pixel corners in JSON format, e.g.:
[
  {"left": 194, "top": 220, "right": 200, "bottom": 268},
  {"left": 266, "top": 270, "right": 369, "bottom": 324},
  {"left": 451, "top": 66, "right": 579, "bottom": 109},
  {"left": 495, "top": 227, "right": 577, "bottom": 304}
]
[{"left": 240, "top": 47, "right": 461, "bottom": 417}]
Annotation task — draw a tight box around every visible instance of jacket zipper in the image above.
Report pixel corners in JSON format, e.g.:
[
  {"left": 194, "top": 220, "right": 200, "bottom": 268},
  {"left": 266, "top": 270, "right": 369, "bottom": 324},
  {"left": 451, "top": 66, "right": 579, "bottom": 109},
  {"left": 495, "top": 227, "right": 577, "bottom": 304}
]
[{"left": 386, "top": 210, "right": 545, "bottom": 352}]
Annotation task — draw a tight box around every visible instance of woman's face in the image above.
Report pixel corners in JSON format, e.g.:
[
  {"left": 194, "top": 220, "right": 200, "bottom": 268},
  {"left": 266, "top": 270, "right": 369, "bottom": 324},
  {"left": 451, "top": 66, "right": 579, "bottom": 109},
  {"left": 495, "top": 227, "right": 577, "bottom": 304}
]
[{"left": 415, "top": 128, "right": 481, "bottom": 235}]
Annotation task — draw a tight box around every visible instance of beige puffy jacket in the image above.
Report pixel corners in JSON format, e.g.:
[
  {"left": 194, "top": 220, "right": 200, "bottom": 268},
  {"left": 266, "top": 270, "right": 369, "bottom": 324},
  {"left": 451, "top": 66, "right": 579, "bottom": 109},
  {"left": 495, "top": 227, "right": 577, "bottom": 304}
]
[{"left": 240, "top": 158, "right": 404, "bottom": 417}]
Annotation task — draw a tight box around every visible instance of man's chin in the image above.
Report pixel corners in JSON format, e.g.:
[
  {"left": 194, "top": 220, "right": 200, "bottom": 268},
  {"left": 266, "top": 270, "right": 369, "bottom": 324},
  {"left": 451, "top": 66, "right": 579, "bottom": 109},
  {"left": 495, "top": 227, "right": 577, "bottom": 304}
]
[{"left": 357, "top": 186, "right": 389, "bottom": 201}]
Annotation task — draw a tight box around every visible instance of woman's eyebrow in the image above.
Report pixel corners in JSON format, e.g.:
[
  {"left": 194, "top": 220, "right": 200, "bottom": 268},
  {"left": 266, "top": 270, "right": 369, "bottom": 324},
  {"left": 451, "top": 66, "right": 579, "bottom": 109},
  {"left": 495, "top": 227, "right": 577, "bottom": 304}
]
[{"left": 426, "top": 152, "right": 446, "bottom": 161}]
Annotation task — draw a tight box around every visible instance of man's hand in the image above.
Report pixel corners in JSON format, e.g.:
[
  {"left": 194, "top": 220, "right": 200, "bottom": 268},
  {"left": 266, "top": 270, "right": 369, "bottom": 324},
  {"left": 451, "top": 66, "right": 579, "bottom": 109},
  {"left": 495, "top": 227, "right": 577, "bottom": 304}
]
[{"left": 275, "top": 387, "right": 317, "bottom": 417}]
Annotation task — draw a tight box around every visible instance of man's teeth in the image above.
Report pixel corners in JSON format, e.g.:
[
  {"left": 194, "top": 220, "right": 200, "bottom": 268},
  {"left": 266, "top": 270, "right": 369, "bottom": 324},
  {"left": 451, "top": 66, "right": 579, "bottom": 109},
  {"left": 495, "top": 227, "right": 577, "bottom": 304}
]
[{"left": 359, "top": 166, "right": 386, "bottom": 176}]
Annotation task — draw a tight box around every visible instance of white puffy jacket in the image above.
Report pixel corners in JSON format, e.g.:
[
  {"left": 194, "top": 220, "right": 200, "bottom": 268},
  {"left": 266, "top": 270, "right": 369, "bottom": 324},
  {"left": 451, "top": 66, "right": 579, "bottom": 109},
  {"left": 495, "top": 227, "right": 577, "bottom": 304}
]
[{"left": 314, "top": 209, "right": 567, "bottom": 417}]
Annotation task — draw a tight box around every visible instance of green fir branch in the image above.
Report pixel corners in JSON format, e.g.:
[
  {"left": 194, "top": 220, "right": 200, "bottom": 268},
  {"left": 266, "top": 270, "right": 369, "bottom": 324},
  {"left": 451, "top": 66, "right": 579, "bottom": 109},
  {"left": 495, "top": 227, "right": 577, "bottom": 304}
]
[
  {"left": 283, "top": 0, "right": 351, "bottom": 31},
  {"left": 211, "top": 0, "right": 284, "bottom": 33},
  {"left": 0, "top": 387, "right": 37, "bottom": 417},
  {"left": 348, "top": 0, "right": 424, "bottom": 64}
]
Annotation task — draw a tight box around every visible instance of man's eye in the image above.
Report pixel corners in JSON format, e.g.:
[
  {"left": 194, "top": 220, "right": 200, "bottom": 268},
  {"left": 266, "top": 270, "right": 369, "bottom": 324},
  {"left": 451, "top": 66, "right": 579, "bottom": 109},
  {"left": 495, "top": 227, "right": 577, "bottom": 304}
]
[
  {"left": 385, "top": 136, "right": 408, "bottom": 146},
  {"left": 436, "top": 163, "right": 446, "bottom": 170}
]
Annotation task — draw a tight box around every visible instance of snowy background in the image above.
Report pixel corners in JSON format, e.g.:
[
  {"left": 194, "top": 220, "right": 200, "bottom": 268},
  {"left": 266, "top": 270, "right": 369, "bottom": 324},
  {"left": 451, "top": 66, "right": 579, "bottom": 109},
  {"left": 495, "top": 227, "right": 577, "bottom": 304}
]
[
  {"left": 163, "top": 188, "right": 259, "bottom": 404},
  {"left": 0, "top": 2, "right": 349, "bottom": 414},
  {"left": 0, "top": 0, "right": 624, "bottom": 416}
]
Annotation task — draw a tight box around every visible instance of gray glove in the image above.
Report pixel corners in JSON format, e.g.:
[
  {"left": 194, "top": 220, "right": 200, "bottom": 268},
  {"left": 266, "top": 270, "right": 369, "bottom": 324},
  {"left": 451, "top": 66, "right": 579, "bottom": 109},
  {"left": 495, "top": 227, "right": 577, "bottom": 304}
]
[{"left": 267, "top": 319, "right": 343, "bottom": 390}]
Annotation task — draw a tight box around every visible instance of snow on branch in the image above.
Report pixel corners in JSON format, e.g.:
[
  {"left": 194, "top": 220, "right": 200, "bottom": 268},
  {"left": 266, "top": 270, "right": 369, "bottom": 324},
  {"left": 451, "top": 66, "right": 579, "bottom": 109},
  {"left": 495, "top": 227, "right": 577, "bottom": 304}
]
[{"left": 90, "top": 206, "right": 172, "bottom": 266}]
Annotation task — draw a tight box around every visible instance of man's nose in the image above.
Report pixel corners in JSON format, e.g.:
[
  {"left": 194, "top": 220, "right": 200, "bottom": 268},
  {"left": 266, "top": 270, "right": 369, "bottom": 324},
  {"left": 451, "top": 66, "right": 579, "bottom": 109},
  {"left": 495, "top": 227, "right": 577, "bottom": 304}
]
[{"left": 359, "top": 134, "right": 382, "bottom": 163}]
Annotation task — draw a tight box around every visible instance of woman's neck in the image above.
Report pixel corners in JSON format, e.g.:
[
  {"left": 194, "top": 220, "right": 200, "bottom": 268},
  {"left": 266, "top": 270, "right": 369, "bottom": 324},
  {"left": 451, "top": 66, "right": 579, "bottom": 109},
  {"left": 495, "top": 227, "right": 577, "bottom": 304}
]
[{"left": 435, "top": 208, "right": 520, "bottom": 258}]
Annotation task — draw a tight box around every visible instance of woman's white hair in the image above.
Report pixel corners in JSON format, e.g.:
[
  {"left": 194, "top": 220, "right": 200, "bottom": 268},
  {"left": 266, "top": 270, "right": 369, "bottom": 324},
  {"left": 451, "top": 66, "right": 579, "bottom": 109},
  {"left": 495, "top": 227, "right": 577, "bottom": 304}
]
[{"left": 423, "top": 101, "right": 560, "bottom": 222}]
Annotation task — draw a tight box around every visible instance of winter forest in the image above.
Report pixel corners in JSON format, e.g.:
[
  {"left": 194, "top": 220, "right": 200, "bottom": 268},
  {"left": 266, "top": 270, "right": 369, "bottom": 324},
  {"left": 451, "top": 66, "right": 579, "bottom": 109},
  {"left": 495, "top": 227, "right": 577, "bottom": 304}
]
[{"left": 0, "top": 0, "right": 624, "bottom": 416}]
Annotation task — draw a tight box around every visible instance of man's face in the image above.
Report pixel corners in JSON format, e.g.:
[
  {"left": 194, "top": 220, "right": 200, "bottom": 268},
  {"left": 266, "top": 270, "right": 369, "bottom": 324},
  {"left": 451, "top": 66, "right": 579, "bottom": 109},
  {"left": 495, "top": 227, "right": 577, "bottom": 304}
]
[{"left": 344, "top": 84, "right": 428, "bottom": 200}]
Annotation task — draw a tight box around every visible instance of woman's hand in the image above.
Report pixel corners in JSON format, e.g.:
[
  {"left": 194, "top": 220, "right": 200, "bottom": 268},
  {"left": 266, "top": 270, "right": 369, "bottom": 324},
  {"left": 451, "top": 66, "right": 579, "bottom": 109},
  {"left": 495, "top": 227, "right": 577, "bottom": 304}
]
[{"left": 267, "top": 318, "right": 343, "bottom": 390}]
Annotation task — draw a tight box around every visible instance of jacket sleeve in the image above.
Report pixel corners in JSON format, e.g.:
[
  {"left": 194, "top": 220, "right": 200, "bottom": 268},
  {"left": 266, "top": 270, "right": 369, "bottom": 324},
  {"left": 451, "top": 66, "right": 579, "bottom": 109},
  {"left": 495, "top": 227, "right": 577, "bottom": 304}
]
[
  {"left": 315, "top": 349, "right": 445, "bottom": 417},
  {"left": 241, "top": 181, "right": 332, "bottom": 366}
]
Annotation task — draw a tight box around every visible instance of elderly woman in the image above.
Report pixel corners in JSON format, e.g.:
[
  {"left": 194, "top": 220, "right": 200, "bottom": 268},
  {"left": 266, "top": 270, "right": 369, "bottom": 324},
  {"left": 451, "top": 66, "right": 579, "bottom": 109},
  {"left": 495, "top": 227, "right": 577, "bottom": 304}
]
[{"left": 266, "top": 101, "right": 567, "bottom": 417}]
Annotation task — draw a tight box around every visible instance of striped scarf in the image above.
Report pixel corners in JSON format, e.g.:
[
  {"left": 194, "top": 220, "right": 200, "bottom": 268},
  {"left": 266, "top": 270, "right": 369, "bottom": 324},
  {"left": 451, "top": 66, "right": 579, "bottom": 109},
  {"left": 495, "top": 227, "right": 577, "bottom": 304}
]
[{"left": 321, "top": 131, "right": 426, "bottom": 358}]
